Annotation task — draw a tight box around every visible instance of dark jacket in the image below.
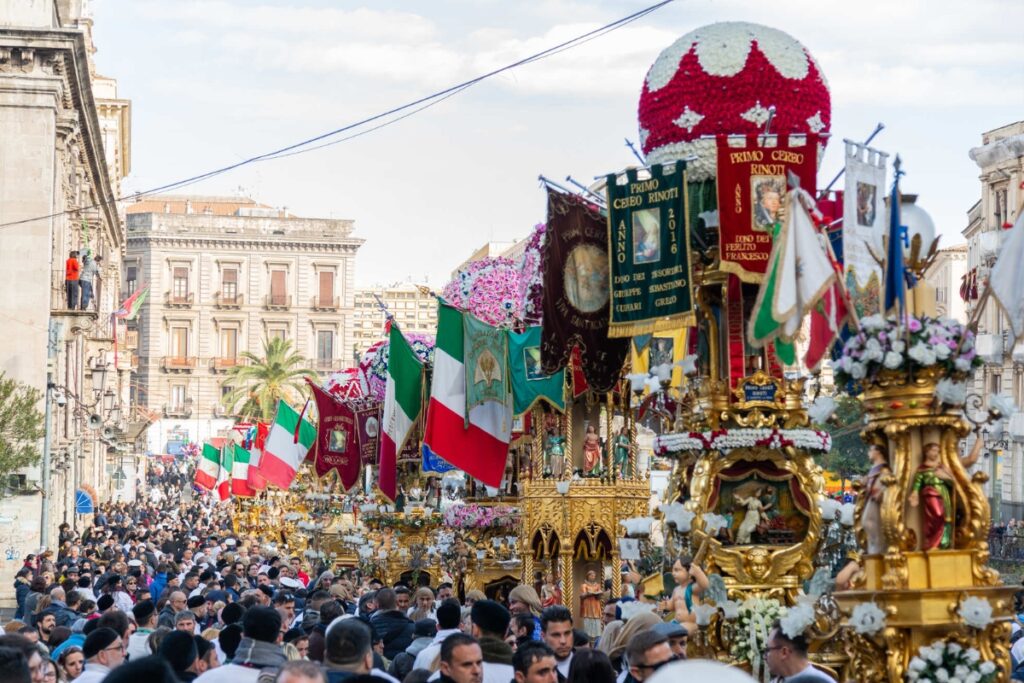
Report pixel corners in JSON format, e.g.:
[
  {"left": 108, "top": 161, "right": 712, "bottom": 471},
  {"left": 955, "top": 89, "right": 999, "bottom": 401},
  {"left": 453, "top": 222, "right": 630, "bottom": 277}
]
[
  {"left": 13, "top": 579, "right": 30, "bottom": 620},
  {"left": 389, "top": 635, "right": 434, "bottom": 680},
  {"left": 158, "top": 604, "right": 176, "bottom": 629},
  {"left": 370, "top": 609, "right": 415, "bottom": 660},
  {"left": 308, "top": 623, "right": 327, "bottom": 662},
  {"left": 479, "top": 636, "right": 513, "bottom": 665}
]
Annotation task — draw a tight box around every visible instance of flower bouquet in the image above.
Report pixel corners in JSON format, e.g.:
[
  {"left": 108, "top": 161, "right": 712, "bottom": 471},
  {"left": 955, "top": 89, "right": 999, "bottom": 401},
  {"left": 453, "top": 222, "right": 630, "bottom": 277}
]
[
  {"left": 442, "top": 504, "right": 520, "bottom": 529},
  {"left": 730, "top": 597, "right": 785, "bottom": 666},
  {"left": 834, "top": 315, "right": 982, "bottom": 388},
  {"left": 906, "top": 640, "right": 997, "bottom": 682}
]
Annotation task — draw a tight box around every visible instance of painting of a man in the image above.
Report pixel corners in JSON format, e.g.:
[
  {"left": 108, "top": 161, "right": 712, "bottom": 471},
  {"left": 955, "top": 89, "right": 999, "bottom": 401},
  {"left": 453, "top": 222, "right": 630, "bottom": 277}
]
[
  {"left": 632, "top": 208, "right": 661, "bottom": 264},
  {"left": 523, "top": 346, "right": 545, "bottom": 381},
  {"left": 329, "top": 428, "right": 348, "bottom": 453},
  {"left": 752, "top": 177, "right": 785, "bottom": 232},
  {"left": 856, "top": 181, "right": 877, "bottom": 226}
]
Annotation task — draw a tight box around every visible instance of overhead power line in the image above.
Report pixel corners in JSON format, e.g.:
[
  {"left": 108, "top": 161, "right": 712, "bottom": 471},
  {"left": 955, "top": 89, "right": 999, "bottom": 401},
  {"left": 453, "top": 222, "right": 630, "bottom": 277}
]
[{"left": 0, "top": 0, "right": 675, "bottom": 230}]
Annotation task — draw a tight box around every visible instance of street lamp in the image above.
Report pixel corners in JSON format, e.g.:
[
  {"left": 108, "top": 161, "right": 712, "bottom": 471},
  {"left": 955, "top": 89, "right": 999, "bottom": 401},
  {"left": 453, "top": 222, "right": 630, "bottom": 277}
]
[
  {"left": 102, "top": 390, "right": 116, "bottom": 412},
  {"left": 91, "top": 362, "right": 109, "bottom": 393}
]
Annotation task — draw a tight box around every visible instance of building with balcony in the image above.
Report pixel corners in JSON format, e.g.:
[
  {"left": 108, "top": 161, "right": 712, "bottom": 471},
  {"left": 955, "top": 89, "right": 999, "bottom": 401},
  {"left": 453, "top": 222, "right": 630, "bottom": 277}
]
[
  {"left": 0, "top": 1, "right": 134, "bottom": 587},
  {"left": 962, "top": 120, "right": 1024, "bottom": 520},
  {"left": 353, "top": 282, "right": 438, "bottom": 357},
  {"left": 923, "top": 244, "right": 968, "bottom": 323},
  {"left": 124, "top": 196, "right": 363, "bottom": 455}
]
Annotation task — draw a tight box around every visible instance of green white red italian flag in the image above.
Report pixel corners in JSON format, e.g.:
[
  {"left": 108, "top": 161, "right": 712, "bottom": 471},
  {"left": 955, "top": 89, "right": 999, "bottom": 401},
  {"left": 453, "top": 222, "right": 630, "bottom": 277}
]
[
  {"left": 261, "top": 400, "right": 316, "bottom": 489},
  {"left": 231, "top": 444, "right": 255, "bottom": 497},
  {"left": 379, "top": 322, "right": 423, "bottom": 500},
  {"left": 194, "top": 443, "right": 220, "bottom": 490},
  {"left": 215, "top": 445, "right": 233, "bottom": 501},
  {"left": 423, "top": 302, "right": 512, "bottom": 487}
]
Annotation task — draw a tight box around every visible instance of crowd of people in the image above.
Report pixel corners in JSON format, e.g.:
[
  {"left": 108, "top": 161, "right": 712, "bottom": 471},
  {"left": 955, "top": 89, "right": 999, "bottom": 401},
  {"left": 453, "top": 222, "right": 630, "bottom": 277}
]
[{"left": 2, "top": 470, "right": 853, "bottom": 683}]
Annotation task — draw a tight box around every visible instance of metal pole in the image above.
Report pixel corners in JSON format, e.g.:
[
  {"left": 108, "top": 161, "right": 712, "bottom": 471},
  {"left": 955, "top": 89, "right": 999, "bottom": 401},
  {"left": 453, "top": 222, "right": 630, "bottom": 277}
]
[
  {"left": 40, "top": 371, "right": 53, "bottom": 549},
  {"left": 992, "top": 448, "right": 1002, "bottom": 525}
]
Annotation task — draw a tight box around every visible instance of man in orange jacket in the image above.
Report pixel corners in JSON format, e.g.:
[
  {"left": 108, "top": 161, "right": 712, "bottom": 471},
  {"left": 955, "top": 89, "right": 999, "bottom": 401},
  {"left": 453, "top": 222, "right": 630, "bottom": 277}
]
[{"left": 65, "top": 250, "right": 80, "bottom": 309}]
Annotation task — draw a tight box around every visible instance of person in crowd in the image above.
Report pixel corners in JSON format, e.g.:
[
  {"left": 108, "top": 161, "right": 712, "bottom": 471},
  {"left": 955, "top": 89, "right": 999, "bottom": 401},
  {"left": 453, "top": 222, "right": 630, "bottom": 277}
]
[
  {"left": 65, "top": 251, "right": 80, "bottom": 310},
  {"left": 102, "top": 657, "right": 179, "bottom": 683},
  {"left": 651, "top": 623, "right": 686, "bottom": 661},
  {"left": 322, "top": 617, "right": 394, "bottom": 682},
  {"left": 508, "top": 587, "right": 543, "bottom": 642},
  {"left": 512, "top": 641, "right": 558, "bottom": 683},
  {"left": 437, "top": 633, "right": 482, "bottom": 683},
  {"left": 57, "top": 646, "right": 84, "bottom": 680},
  {"left": 128, "top": 600, "right": 158, "bottom": 660},
  {"left": 467, "top": 601, "right": 512, "bottom": 683},
  {"left": 566, "top": 649, "right": 616, "bottom": 683},
  {"left": 763, "top": 621, "right": 835, "bottom": 682},
  {"left": 408, "top": 588, "right": 436, "bottom": 623},
  {"left": 370, "top": 588, "right": 415, "bottom": 660},
  {"left": 276, "top": 659, "right": 328, "bottom": 683},
  {"left": 540, "top": 606, "right": 574, "bottom": 682},
  {"left": 79, "top": 255, "right": 101, "bottom": 311},
  {"left": 195, "top": 606, "right": 287, "bottom": 681},
  {"left": 75, "top": 627, "right": 125, "bottom": 683},
  {"left": 389, "top": 618, "right": 436, "bottom": 681},
  {"left": 159, "top": 630, "right": 201, "bottom": 682},
  {"left": 625, "top": 631, "right": 674, "bottom": 683},
  {"left": 512, "top": 614, "right": 536, "bottom": 650},
  {"left": 413, "top": 600, "right": 462, "bottom": 671},
  {"left": 0, "top": 644, "right": 29, "bottom": 683}
]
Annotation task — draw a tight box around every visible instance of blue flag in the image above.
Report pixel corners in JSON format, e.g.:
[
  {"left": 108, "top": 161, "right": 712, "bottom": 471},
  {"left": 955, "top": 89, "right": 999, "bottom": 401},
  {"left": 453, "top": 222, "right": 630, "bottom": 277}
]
[{"left": 883, "top": 161, "right": 907, "bottom": 316}]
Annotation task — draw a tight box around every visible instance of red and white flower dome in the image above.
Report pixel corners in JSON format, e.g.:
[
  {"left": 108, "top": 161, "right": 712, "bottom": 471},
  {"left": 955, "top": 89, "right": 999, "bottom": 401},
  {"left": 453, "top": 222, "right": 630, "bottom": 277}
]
[{"left": 638, "top": 21, "right": 831, "bottom": 180}]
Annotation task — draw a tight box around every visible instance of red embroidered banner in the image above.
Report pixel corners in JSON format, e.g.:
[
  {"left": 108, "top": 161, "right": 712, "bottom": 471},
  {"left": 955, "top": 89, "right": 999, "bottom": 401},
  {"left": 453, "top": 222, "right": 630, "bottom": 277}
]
[
  {"left": 308, "top": 380, "right": 361, "bottom": 491},
  {"left": 716, "top": 134, "right": 819, "bottom": 283}
]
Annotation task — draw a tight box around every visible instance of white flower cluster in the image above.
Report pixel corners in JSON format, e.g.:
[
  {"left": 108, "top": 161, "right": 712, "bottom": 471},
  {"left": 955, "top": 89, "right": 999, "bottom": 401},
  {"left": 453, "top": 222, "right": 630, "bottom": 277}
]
[
  {"left": 620, "top": 516, "right": 655, "bottom": 537},
  {"left": 989, "top": 394, "right": 1016, "bottom": 420},
  {"left": 806, "top": 395, "right": 837, "bottom": 425},
  {"left": 848, "top": 601, "right": 886, "bottom": 635},
  {"left": 730, "top": 597, "right": 785, "bottom": 667},
  {"left": 655, "top": 428, "right": 832, "bottom": 454},
  {"left": 958, "top": 596, "right": 994, "bottom": 630},
  {"left": 907, "top": 640, "right": 997, "bottom": 682},
  {"left": 658, "top": 502, "right": 696, "bottom": 532},
  {"left": 935, "top": 378, "right": 968, "bottom": 406},
  {"left": 779, "top": 602, "right": 816, "bottom": 639}
]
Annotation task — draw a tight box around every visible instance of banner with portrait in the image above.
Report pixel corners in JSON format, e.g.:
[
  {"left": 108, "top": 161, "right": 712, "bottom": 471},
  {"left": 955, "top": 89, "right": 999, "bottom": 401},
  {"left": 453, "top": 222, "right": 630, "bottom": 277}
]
[
  {"left": 540, "top": 188, "right": 629, "bottom": 393},
  {"left": 842, "top": 140, "right": 888, "bottom": 318},
  {"left": 354, "top": 401, "right": 381, "bottom": 467},
  {"left": 715, "top": 134, "right": 819, "bottom": 283},
  {"left": 308, "top": 381, "right": 361, "bottom": 490},
  {"left": 464, "top": 313, "right": 509, "bottom": 413},
  {"left": 604, "top": 163, "right": 696, "bottom": 337}
]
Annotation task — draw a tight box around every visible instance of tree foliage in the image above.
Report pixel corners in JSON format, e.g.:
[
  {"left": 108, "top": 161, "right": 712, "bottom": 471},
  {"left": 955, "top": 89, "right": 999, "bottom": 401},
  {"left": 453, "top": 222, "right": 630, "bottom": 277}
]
[
  {"left": 0, "top": 372, "right": 45, "bottom": 483},
  {"left": 221, "top": 338, "right": 316, "bottom": 422},
  {"left": 817, "top": 395, "right": 870, "bottom": 489}
]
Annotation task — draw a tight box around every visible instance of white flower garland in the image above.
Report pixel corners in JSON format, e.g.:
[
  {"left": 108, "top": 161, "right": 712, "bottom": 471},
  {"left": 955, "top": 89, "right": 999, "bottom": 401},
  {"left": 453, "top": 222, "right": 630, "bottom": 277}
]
[
  {"left": 907, "top": 640, "right": 997, "bottom": 682},
  {"left": 655, "top": 428, "right": 832, "bottom": 455}
]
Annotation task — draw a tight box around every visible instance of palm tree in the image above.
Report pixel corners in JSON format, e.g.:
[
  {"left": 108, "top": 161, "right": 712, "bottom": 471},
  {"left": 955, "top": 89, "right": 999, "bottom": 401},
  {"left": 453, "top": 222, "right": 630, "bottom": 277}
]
[{"left": 221, "top": 338, "right": 317, "bottom": 422}]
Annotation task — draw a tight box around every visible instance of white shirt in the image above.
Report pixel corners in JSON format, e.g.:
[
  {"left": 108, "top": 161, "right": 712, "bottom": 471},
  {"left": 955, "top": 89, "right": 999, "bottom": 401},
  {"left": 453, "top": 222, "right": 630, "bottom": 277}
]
[
  {"left": 413, "top": 628, "right": 461, "bottom": 670},
  {"left": 127, "top": 629, "right": 153, "bottom": 661},
  {"left": 556, "top": 652, "right": 573, "bottom": 679},
  {"left": 195, "top": 663, "right": 261, "bottom": 683},
  {"left": 778, "top": 663, "right": 840, "bottom": 682},
  {"left": 75, "top": 664, "right": 113, "bottom": 683},
  {"left": 1011, "top": 636, "right": 1024, "bottom": 666}
]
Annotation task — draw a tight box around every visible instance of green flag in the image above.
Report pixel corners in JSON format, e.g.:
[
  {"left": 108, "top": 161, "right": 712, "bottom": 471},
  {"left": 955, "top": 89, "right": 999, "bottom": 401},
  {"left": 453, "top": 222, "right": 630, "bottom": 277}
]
[
  {"left": 748, "top": 221, "right": 795, "bottom": 365},
  {"left": 508, "top": 326, "right": 565, "bottom": 415}
]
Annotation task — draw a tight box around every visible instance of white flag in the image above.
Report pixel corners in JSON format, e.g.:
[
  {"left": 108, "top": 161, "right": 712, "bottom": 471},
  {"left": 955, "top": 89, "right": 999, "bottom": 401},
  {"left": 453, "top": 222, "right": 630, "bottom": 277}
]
[
  {"left": 772, "top": 187, "right": 836, "bottom": 338},
  {"left": 990, "top": 213, "right": 1024, "bottom": 341}
]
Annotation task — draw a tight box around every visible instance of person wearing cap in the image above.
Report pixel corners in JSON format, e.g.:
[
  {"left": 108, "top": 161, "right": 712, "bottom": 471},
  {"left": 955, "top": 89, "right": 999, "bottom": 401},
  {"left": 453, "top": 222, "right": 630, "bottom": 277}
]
[
  {"left": 128, "top": 599, "right": 158, "bottom": 660},
  {"left": 76, "top": 626, "right": 125, "bottom": 683},
  {"left": 651, "top": 622, "right": 687, "bottom": 661},
  {"left": 188, "top": 594, "right": 211, "bottom": 630},
  {"left": 469, "top": 600, "right": 513, "bottom": 683},
  {"left": 159, "top": 630, "right": 201, "bottom": 681}
]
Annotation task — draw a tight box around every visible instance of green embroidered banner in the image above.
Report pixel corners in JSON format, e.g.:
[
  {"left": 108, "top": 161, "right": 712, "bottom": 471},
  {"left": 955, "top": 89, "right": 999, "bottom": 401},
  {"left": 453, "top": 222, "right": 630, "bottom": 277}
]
[
  {"left": 508, "top": 326, "right": 564, "bottom": 415},
  {"left": 464, "top": 312, "right": 508, "bottom": 412},
  {"left": 605, "top": 163, "right": 696, "bottom": 337}
]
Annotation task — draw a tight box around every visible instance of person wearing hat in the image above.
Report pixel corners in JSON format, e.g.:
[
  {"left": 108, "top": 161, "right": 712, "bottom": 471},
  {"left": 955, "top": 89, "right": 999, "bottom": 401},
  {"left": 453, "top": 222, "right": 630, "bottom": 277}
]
[
  {"left": 470, "top": 600, "right": 513, "bottom": 683},
  {"left": 651, "top": 622, "right": 687, "bottom": 661},
  {"left": 77, "top": 626, "right": 125, "bottom": 683},
  {"left": 195, "top": 606, "right": 286, "bottom": 682},
  {"left": 188, "top": 594, "right": 210, "bottom": 631},
  {"left": 128, "top": 599, "right": 158, "bottom": 660},
  {"left": 159, "top": 629, "right": 200, "bottom": 681}
]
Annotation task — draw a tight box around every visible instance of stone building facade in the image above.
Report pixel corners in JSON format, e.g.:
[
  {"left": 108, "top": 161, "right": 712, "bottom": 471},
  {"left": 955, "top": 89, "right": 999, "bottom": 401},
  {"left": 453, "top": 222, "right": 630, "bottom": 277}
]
[
  {"left": 923, "top": 244, "right": 968, "bottom": 323},
  {"left": 962, "top": 121, "right": 1024, "bottom": 520},
  {"left": 353, "top": 282, "right": 438, "bottom": 357},
  {"left": 124, "top": 196, "right": 363, "bottom": 455},
  {"left": 0, "top": 0, "right": 132, "bottom": 580}
]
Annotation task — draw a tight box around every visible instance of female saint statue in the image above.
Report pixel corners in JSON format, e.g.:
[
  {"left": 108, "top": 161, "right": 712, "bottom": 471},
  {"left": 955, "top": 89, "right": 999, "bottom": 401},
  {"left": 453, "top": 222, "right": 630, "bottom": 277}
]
[
  {"left": 613, "top": 426, "right": 630, "bottom": 478},
  {"left": 735, "top": 486, "right": 772, "bottom": 545},
  {"left": 908, "top": 439, "right": 981, "bottom": 551},
  {"left": 862, "top": 443, "right": 891, "bottom": 555},
  {"left": 583, "top": 424, "right": 602, "bottom": 475},
  {"left": 546, "top": 424, "right": 566, "bottom": 479}
]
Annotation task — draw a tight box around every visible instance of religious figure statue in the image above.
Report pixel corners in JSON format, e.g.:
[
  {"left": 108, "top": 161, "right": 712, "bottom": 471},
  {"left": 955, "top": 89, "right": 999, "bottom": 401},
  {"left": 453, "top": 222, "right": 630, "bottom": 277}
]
[
  {"left": 908, "top": 439, "right": 982, "bottom": 551},
  {"left": 583, "top": 424, "right": 602, "bottom": 476},
  {"left": 613, "top": 426, "right": 630, "bottom": 478},
  {"left": 862, "top": 443, "right": 891, "bottom": 555},
  {"left": 541, "top": 571, "right": 562, "bottom": 608},
  {"left": 667, "top": 555, "right": 709, "bottom": 629},
  {"left": 579, "top": 569, "right": 604, "bottom": 638},
  {"left": 546, "top": 424, "right": 566, "bottom": 479},
  {"left": 735, "top": 486, "right": 772, "bottom": 545}
]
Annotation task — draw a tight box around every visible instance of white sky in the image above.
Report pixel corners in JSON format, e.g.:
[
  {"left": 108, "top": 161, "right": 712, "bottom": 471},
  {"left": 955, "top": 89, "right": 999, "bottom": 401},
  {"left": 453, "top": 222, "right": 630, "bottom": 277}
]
[{"left": 91, "top": 0, "right": 1024, "bottom": 286}]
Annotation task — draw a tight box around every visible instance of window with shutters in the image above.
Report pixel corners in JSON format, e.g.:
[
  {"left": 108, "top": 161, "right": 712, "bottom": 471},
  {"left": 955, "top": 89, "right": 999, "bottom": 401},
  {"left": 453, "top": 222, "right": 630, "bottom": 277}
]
[
  {"left": 318, "top": 271, "right": 335, "bottom": 308},
  {"left": 170, "top": 384, "right": 186, "bottom": 410},
  {"left": 269, "top": 327, "right": 287, "bottom": 342},
  {"left": 126, "top": 266, "right": 137, "bottom": 295},
  {"left": 222, "top": 268, "right": 238, "bottom": 302},
  {"left": 221, "top": 328, "right": 238, "bottom": 360},
  {"left": 172, "top": 267, "right": 189, "bottom": 301},
  {"left": 317, "top": 330, "right": 334, "bottom": 366},
  {"left": 171, "top": 326, "right": 189, "bottom": 359},
  {"left": 270, "top": 269, "right": 287, "bottom": 307}
]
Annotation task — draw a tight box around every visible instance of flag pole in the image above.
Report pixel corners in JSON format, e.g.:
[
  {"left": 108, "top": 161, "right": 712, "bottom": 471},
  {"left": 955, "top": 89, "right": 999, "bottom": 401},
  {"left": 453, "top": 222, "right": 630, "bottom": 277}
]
[{"left": 817, "top": 123, "right": 885, "bottom": 199}]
